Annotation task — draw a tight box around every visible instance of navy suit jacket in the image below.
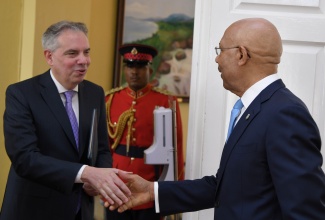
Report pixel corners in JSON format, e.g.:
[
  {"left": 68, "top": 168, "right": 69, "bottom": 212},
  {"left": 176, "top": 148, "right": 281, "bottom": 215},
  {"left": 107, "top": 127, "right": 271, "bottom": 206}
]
[
  {"left": 158, "top": 79, "right": 325, "bottom": 219},
  {"left": 1, "top": 70, "right": 111, "bottom": 220}
]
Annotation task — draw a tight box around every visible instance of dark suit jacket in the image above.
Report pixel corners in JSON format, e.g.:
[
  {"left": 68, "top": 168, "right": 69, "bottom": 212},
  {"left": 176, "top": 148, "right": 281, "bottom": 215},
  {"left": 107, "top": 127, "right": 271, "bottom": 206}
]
[
  {"left": 158, "top": 79, "right": 325, "bottom": 219},
  {"left": 1, "top": 70, "right": 111, "bottom": 220}
]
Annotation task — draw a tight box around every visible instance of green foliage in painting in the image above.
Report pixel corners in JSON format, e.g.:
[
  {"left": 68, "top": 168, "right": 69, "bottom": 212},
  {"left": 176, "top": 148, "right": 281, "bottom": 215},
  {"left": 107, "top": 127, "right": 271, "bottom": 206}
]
[{"left": 120, "top": 19, "right": 194, "bottom": 85}]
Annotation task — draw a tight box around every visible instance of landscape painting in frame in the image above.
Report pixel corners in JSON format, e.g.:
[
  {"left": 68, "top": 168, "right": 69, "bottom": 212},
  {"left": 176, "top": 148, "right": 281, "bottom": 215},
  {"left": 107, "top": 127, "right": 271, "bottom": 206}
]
[{"left": 114, "top": 0, "right": 196, "bottom": 102}]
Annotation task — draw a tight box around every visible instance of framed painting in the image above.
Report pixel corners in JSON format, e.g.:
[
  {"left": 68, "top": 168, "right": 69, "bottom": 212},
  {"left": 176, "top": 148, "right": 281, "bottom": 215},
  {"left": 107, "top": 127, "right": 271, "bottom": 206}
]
[{"left": 113, "top": 0, "right": 196, "bottom": 102}]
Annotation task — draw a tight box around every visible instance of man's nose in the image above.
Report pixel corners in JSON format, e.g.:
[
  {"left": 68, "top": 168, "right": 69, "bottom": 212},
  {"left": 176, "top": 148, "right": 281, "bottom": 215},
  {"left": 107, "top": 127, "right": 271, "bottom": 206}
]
[
  {"left": 130, "top": 67, "right": 139, "bottom": 73},
  {"left": 77, "top": 54, "right": 90, "bottom": 65}
]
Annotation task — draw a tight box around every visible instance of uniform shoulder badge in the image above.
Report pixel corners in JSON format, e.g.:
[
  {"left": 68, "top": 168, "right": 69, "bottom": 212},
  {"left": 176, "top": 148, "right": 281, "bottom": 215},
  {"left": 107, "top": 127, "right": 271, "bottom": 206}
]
[
  {"left": 105, "top": 86, "right": 125, "bottom": 96},
  {"left": 152, "top": 87, "right": 172, "bottom": 95}
]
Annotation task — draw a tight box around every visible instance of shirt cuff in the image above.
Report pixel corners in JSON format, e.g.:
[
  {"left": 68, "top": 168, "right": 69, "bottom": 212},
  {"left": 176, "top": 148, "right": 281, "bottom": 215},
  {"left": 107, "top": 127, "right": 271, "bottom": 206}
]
[
  {"left": 154, "top": 181, "right": 160, "bottom": 213},
  {"left": 75, "top": 165, "right": 87, "bottom": 183}
]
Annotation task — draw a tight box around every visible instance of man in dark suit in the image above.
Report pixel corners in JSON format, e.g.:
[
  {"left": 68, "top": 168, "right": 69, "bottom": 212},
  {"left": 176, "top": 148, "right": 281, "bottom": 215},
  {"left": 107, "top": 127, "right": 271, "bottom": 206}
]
[
  {"left": 1, "top": 21, "right": 131, "bottom": 220},
  {"left": 108, "top": 18, "right": 325, "bottom": 219}
]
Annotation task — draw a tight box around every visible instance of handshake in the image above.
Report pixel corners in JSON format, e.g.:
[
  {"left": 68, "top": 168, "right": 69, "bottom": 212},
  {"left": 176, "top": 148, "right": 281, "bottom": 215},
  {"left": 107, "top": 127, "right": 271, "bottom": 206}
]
[{"left": 81, "top": 166, "right": 152, "bottom": 212}]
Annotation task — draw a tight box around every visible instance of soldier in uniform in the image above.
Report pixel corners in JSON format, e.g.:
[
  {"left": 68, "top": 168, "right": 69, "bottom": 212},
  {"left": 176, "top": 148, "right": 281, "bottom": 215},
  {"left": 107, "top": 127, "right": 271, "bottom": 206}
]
[{"left": 105, "top": 44, "right": 184, "bottom": 220}]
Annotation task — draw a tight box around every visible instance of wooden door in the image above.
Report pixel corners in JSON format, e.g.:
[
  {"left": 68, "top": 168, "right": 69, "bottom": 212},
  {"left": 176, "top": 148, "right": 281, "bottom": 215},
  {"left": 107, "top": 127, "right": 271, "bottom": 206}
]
[{"left": 185, "top": 0, "right": 325, "bottom": 219}]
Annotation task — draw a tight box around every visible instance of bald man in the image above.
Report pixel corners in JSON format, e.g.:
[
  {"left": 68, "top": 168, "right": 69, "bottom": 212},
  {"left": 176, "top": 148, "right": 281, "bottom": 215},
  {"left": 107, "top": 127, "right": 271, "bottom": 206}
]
[{"left": 108, "top": 18, "right": 325, "bottom": 219}]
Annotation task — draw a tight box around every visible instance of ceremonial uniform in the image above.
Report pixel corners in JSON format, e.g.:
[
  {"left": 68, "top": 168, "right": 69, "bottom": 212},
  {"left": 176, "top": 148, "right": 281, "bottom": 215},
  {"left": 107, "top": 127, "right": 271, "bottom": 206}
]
[{"left": 105, "top": 44, "right": 184, "bottom": 220}]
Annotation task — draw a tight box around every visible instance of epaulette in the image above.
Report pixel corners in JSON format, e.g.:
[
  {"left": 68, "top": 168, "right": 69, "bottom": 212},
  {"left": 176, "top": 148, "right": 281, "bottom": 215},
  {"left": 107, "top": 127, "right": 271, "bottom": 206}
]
[
  {"left": 152, "top": 87, "right": 172, "bottom": 95},
  {"left": 105, "top": 86, "right": 125, "bottom": 96}
]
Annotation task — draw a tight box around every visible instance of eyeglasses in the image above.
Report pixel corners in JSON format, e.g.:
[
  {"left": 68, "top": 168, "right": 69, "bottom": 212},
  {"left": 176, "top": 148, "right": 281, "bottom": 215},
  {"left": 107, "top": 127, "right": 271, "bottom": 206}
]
[{"left": 215, "top": 46, "right": 239, "bottom": 55}]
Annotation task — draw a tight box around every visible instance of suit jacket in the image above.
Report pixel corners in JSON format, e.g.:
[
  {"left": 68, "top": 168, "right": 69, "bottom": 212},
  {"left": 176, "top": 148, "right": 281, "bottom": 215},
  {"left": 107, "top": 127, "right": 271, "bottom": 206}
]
[
  {"left": 1, "top": 70, "right": 111, "bottom": 220},
  {"left": 158, "top": 79, "right": 325, "bottom": 219}
]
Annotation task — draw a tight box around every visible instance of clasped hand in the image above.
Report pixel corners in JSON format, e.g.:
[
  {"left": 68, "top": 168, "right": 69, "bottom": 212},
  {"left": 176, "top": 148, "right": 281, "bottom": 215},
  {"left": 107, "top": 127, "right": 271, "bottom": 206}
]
[
  {"left": 81, "top": 166, "right": 132, "bottom": 206},
  {"left": 103, "top": 172, "right": 155, "bottom": 213}
]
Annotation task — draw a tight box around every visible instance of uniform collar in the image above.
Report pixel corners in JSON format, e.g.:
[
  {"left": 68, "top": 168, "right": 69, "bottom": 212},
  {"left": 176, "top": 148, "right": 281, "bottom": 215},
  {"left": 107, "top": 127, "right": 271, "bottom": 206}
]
[{"left": 126, "top": 84, "right": 152, "bottom": 98}]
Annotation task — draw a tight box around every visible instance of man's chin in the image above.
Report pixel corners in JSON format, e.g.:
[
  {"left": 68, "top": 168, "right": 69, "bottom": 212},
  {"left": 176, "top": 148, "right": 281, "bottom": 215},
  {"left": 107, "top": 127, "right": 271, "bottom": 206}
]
[
  {"left": 223, "top": 82, "right": 229, "bottom": 90},
  {"left": 76, "top": 73, "right": 86, "bottom": 79},
  {"left": 73, "top": 76, "right": 85, "bottom": 85},
  {"left": 129, "top": 81, "right": 141, "bottom": 86}
]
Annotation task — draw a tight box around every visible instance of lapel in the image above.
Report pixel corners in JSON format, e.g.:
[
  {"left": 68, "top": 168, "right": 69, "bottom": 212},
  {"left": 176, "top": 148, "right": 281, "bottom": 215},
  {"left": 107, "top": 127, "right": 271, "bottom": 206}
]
[
  {"left": 216, "top": 79, "right": 285, "bottom": 191},
  {"left": 78, "top": 81, "right": 91, "bottom": 155},
  {"left": 39, "top": 71, "right": 79, "bottom": 152}
]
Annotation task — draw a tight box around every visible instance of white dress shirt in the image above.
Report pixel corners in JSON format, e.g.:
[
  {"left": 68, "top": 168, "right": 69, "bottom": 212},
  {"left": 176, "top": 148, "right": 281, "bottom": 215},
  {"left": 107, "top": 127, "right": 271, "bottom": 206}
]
[{"left": 50, "top": 70, "right": 86, "bottom": 183}]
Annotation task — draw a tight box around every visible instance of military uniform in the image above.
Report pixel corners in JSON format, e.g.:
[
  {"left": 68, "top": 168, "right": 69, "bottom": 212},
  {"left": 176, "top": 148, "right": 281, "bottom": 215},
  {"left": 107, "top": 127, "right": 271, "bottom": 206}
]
[{"left": 105, "top": 44, "right": 184, "bottom": 220}]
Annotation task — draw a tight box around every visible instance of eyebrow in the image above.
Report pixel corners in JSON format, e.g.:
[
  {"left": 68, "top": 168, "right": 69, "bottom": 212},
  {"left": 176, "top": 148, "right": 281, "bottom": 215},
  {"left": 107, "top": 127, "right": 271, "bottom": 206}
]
[
  {"left": 64, "top": 48, "right": 90, "bottom": 53},
  {"left": 64, "top": 49, "right": 78, "bottom": 54}
]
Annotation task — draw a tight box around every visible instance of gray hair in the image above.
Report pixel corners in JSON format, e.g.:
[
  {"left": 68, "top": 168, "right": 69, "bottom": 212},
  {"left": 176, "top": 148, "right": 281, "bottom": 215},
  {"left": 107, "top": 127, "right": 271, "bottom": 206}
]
[{"left": 42, "top": 21, "right": 88, "bottom": 52}]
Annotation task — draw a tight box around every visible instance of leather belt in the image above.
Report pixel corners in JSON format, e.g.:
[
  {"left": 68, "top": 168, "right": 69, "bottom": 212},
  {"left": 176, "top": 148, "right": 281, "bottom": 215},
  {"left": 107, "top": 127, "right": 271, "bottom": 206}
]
[{"left": 114, "top": 144, "right": 147, "bottom": 158}]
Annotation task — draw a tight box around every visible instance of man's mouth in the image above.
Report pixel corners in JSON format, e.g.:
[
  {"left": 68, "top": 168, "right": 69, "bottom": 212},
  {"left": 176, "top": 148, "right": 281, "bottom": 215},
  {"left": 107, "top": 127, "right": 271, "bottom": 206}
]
[{"left": 76, "top": 69, "right": 87, "bottom": 74}]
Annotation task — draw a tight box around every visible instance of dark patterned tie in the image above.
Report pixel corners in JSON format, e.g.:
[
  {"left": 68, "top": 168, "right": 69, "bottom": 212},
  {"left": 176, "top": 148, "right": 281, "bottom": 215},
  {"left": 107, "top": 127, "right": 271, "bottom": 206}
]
[
  {"left": 64, "top": 91, "right": 79, "bottom": 150},
  {"left": 226, "top": 99, "right": 243, "bottom": 140}
]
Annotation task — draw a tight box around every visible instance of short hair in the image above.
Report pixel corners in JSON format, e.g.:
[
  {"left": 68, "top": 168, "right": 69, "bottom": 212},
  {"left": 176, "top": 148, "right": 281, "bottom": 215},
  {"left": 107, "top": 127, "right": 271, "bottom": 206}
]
[{"left": 42, "top": 21, "right": 88, "bottom": 52}]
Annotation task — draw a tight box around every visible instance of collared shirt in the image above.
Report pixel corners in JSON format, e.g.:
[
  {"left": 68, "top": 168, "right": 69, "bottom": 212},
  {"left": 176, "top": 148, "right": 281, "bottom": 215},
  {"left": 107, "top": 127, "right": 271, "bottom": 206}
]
[
  {"left": 50, "top": 70, "right": 85, "bottom": 183},
  {"left": 154, "top": 73, "right": 281, "bottom": 213},
  {"left": 50, "top": 70, "right": 79, "bottom": 124},
  {"left": 237, "top": 73, "right": 280, "bottom": 122}
]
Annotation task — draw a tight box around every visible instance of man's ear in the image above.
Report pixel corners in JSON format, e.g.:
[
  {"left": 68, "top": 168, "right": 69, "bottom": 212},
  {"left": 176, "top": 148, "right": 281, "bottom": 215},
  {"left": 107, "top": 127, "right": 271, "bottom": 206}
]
[
  {"left": 238, "top": 46, "right": 250, "bottom": 66},
  {"left": 44, "top": 50, "right": 53, "bottom": 65}
]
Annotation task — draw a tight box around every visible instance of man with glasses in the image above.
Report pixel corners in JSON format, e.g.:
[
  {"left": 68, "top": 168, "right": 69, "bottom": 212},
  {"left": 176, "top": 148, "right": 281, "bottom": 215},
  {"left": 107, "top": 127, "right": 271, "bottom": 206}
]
[
  {"left": 106, "top": 18, "right": 325, "bottom": 219},
  {"left": 104, "top": 44, "right": 184, "bottom": 220}
]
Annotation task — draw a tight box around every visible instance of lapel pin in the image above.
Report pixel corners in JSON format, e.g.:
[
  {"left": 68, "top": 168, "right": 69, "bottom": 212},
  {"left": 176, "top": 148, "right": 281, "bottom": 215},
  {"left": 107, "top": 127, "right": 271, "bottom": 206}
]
[{"left": 246, "top": 114, "right": 250, "bottom": 120}]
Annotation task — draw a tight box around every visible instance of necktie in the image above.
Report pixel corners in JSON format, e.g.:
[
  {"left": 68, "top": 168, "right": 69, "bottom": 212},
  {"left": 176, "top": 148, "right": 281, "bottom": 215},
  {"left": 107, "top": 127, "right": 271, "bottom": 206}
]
[
  {"left": 64, "top": 91, "right": 81, "bottom": 214},
  {"left": 226, "top": 99, "right": 243, "bottom": 140},
  {"left": 64, "top": 91, "right": 79, "bottom": 149}
]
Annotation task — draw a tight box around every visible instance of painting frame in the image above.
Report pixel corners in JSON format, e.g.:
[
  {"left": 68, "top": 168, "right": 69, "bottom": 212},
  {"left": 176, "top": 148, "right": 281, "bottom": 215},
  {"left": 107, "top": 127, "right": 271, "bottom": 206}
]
[{"left": 112, "top": 0, "right": 195, "bottom": 103}]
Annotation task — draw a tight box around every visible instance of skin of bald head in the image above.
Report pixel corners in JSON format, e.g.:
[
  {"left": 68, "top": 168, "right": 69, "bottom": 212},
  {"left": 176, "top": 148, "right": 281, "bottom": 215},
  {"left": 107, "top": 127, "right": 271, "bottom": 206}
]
[
  {"left": 217, "top": 18, "right": 283, "bottom": 96},
  {"left": 232, "top": 18, "right": 282, "bottom": 63}
]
